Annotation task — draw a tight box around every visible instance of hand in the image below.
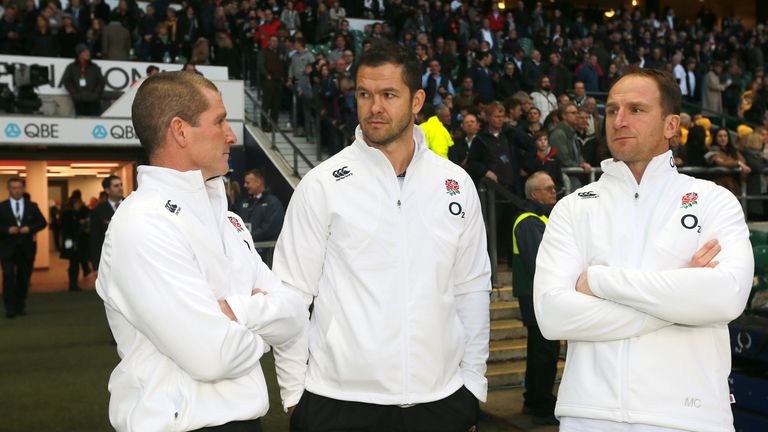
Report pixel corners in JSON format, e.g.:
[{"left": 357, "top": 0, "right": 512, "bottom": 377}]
[
  {"left": 8, "top": 226, "right": 19, "bottom": 234},
  {"left": 287, "top": 405, "right": 296, "bottom": 416},
  {"left": 581, "top": 162, "right": 592, "bottom": 173},
  {"left": 19, "top": 226, "right": 30, "bottom": 234},
  {"left": 485, "top": 170, "right": 498, "bottom": 182},
  {"left": 688, "top": 239, "right": 721, "bottom": 268},
  {"left": 251, "top": 288, "right": 268, "bottom": 296},
  {"left": 575, "top": 271, "right": 594, "bottom": 296},
  {"left": 218, "top": 299, "right": 237, "bottom": 321}
]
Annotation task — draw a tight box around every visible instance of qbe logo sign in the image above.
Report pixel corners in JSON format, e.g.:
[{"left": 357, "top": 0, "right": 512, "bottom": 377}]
[{"left": 4, "top": 123, "right": 21, "bottom": 138}]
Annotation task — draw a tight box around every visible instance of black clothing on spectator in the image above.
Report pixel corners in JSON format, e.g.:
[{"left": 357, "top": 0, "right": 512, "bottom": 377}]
[{"left": 0, "top": 197, "right": 47, "bottom": 317}]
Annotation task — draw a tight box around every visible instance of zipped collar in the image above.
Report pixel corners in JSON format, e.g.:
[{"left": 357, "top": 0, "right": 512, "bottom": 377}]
[
  {"left": 600, "top": 150, "right": 677, "bottom": 187},
  {"left": 136, "top": 165, "right": 228, "bottom": 230},
  {"left": 351, "top": 124, "right": 428, "bottom": 176}
]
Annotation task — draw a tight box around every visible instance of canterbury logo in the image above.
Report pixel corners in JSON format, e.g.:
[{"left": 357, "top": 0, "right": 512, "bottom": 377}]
[
  {"left": 577, "top": 191, "right": 599, "bottom": 199},
  {"left": 332, "top": 166, "right": 352, "bottom": 181}
]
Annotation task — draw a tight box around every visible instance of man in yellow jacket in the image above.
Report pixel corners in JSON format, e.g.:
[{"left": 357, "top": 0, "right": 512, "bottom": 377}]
[{"left": 421, "top": 104, "right": 454, "bottom": 158}]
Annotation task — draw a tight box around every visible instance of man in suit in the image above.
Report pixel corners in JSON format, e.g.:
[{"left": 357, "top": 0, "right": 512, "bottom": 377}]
[
  {"left": 234, "top": 169, "right": 285, "bottom": 267},
  {"left": 89, "top": 175, "right": 123, "bottom": 272},
  {"left": 0, "top": 177, "right": 47, "bottom": 318}
]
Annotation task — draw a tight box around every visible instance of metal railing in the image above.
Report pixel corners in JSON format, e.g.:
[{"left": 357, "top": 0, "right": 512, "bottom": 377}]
[
  {"left": 477, "top": 178, "right": 526, "bottom": 287},
  {"left": 244, "top": 90, "right": 315, "bottom": 178}
]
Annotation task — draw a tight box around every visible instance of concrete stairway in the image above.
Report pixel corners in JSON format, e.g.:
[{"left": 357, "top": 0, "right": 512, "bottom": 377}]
[
  {"left": 486, "top": 271, "right": 565, "bottom": 389},
  {"left": 244, "top": 88, "right": 328, "bottom": 179}
]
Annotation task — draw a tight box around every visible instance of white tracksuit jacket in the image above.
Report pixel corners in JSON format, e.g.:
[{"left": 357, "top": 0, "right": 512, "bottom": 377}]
[
  {"left": 534, "top": 151, "right": 753, "bottom": 431},
  {"left": 272, "top": 125, "right": 492, "bottom": 409},
  {"left": 96, "top": 166, "right": 306, "bottom": 431}
]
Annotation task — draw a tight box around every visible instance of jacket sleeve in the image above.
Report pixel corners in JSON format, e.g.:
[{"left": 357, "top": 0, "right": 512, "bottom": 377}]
[
  {"left": 534, "top": 198, "right": 673, "bottom": 342},
  {"left": 26, "top": 202, "right": 48, "bottom": 234},
  {"left": 271, "top": 172, "right": 330, "bottom": 410},
  {"left": 103, "top": 213, "right": 267, "bottom": 383},
  {"left": 587, "top": 187, "right": 752, "bottom": 326},
  {"left": 224, "top": 249, "right": 307, "bottom": 347},
  {"left": 453, "top": 178, "right": 491, "bottom": 402}
]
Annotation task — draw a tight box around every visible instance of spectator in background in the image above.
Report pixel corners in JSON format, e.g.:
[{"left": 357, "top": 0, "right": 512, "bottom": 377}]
[
  {"left": 571, "top": 81, "right": 587, "bottom": 107},
  {"left": 524, "top": 131, "right": 563, "bottom": 192},
  {"left": 299, "top": 4, "right": 317, "bottom": 44},
  {"left": 530, "top": 75, "right": 558, "bottom": 124},
  {"left": 64, "top": 0, "right": 91, "bottom": 32},
  {"left": 296, "top": 63, "right": 315, "bottom": 142},
  {"left": 235, "top": 169, "right": 285, "bottom": 247},
  {"left": 315, "top": 2, "right": 331, "bottom": 44},
  {"left": 189, "top": 37, "right": 210, "bottom": 65},
  {"left": 496, "top": 61, "right": 521, "bottom": 102},
  {"left": 89, "top": 175, "right": 122, "bottom": 273},
  {"left": 328, "top": 0, "right": 346, "bottom": 29},
  {"left": 549, "top": 103, "right": 590, "bottom": 189},
  {"left": 85, "top": 18, "right": 104, "bottom": 59},
  {"left": 150, "top": 21, "right": 176, "bottom": 63},
  {"left": 1, "top": 178, "right": 47, "bottom": 318},
  {"left": 702, "top": 61, "right": 730, "bottom": 117},
  {"left": 280, "top": 1, "right": 299, "bottom": 34},
  {"left": 546, "top": 52, "right": 571, "bottom": 97},
  {"left": 449, "top": 112, "right": 480, "bottom": 170},
  {"left": 576, "top": 55, "right": 601, "bottom": 93},
  {"left": 468, "top": 50, "right": 495, "bottom": 103},
  {"left": 26, "top": 15, "right": 58, "bottom": 57},
  {"left": 470, "top": 101, "right": 520, "bottom": 193},
  {"left": 177, "top": 6, "right": 199, "bottom": 59},
  {"left": 706, "top": 127, "right": 750, "bottom": 195},
  {"left": 455, "top": 76, "right": 481, "bottom": 113},
  {"left": 213, "top": 32, "right": 240, "bottom": 78},
  {"left": 58, "top": 14, "right": 82, "bottom": 59},
  {"left": 0, "top": 5, "right": 25, "bottom": 55},
  {"left": 90, "top": 0, "right": 111, "bottom": 24},
  {"left": 60, "top": 195, "right": 90, "bottom": 292},
  {"left": 521, "top": 50, "right": 544, "bottom": 93},
  {"left": 422, "top": 59, "right": 455, "bottom": 107},
  {"left": 421, "top": 104, "right": 454, "bottom": 159},
  {"left": 61, "top": 44, "right": 105, "bottom": 116},
  {"left": 684, "top": 124, "right": 709, "bottom": 167},
  {"left": 512, "top": 171, "right": 560, "bottom": 426},
  {"left": 101, "top": 10, "right": 131, "bottom": 60},
  {"left": 258, "top": 35, "right": 283, "bottom": 131},
  {"left": 135, "top": 4, "right": 157, "bottom": 60},
  {"left": 255, "top": 8, "right": 280, "bottom": 49}
]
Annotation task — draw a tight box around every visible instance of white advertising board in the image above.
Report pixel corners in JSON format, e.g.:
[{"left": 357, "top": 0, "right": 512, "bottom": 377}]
[
  {"left": 0, "top": 116, "right": 243, "bottom": 146},
  {"left": 0, "top": 55, "right": 229, "bottom": 96}
]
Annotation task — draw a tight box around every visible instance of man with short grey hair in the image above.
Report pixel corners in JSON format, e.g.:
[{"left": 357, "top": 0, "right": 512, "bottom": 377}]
[{"left": 513, "top": 171, "right": 559, "bottom": 426}]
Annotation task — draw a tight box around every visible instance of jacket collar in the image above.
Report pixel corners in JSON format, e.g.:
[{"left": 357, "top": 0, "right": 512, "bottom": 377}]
[
  {"left": 352, "top": 124, "right": 428, "bottom": 174},
  {"left": 601, "top": 150, "right": 677, "bottom": 185}
]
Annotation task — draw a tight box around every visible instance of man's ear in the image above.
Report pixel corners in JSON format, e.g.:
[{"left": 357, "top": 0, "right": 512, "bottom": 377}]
[
  {"left": 664, "top": 114, "right": 681, "bottom": 141},
  {"left": 168, "top": 117, "right": 189, "bottom": 148},
  {"left": 412, "top": 89, "right": 426, "bottom": 116}
]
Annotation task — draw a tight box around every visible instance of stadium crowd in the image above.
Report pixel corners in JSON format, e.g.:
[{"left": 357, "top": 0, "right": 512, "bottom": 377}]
[{"left": 3, "top": 0, "right": 768, "bottom": 215}]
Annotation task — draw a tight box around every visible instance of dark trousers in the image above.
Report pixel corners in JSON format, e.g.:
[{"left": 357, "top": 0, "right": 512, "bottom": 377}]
[
  {"left": 261, "top": 79, "right": 281, "bottom": 130},
  {"left": 518, "top": 295, "right": 559, "bottom": 417},
  {"left": 290, "top": 387, "right": 479, "bottom": 432},
  {"left": 2, "top": 246, "right": 34, "bottom": 314},
  {"left": 190, "top": 418, "right": 262, "bottom": 432},
  {"left": 67, "top": 256, "right": 90, "bottom": 290}
]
